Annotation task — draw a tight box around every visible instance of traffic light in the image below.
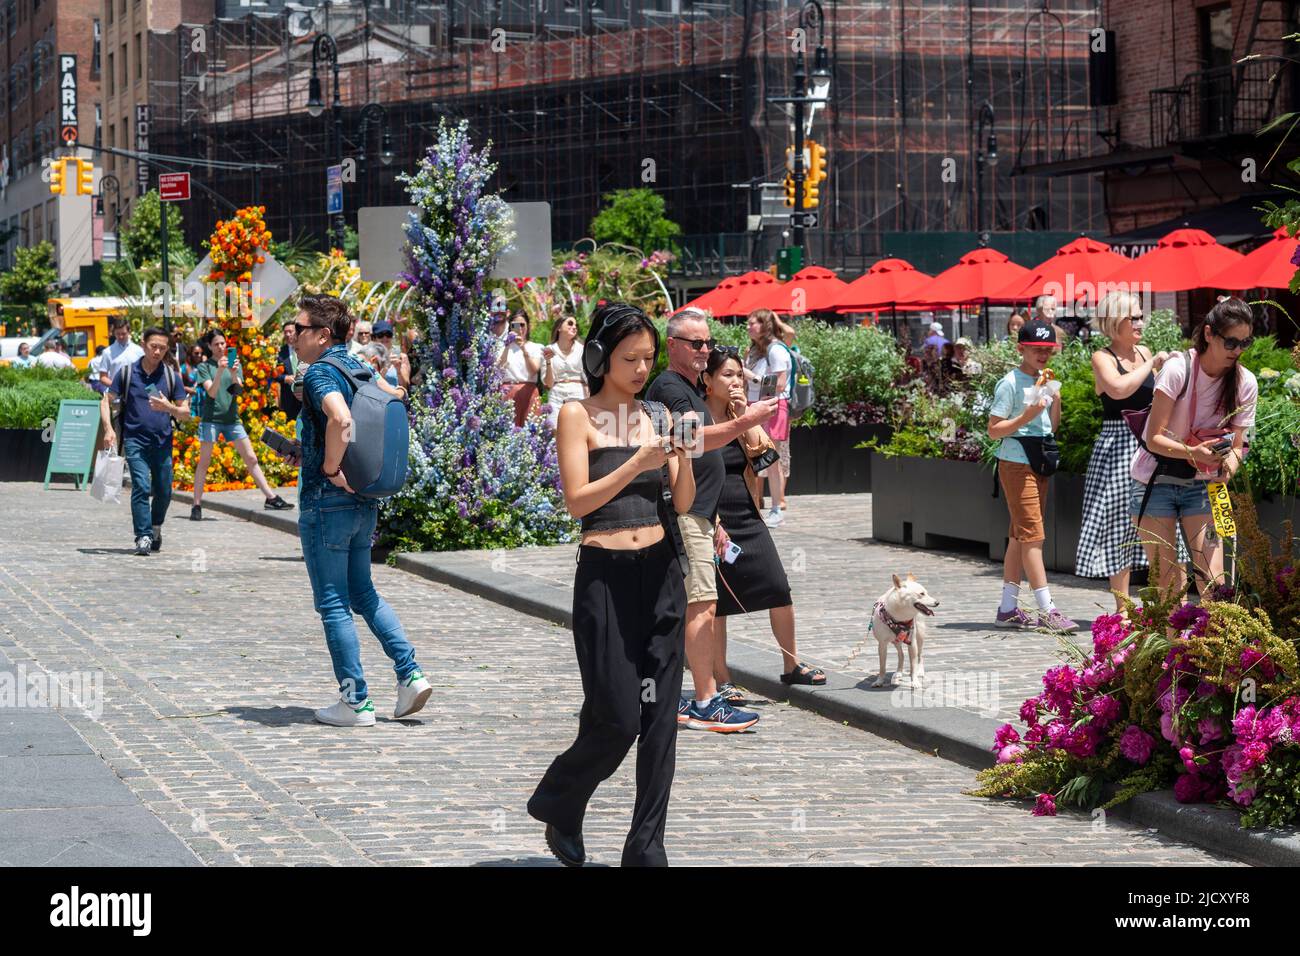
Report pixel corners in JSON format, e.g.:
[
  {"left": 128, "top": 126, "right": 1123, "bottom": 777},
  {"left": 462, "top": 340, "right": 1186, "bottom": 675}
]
[
  {"left": 75, "top": 159, "right": 95, "bottom": 196},
  {"left": 803, "top": 139, "right": 828, "bottom": 209},
  {"left": 49, "top": 158, "right": 67, "bottom": 196},
  {"left": 782, "top": 173, "right": 796, "bottom": 208}
]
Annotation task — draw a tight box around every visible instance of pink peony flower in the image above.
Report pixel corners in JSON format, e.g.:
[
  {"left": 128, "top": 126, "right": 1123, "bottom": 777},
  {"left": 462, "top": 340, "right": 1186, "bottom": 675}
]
[
  {"left": 993, "top": 723, "right": 1021, "bottom": 751},
  {"left": 1197, "top": 717, "right": 1224, "bottom": 746},
  {"left": 997, "top": 744, "right": 1025, "bottom": 764},
  {"left": 1119, "top": 725, "right": 1156, "bottom": 765},
  {"left": 1178, "top": 745, "right": 1200, "bottom": 774},
  {"left": 1159, "top": 710, "right": 1178, "bottom": 744},
  {"left": 1032, "top": 793, "right": 1057, "bottom": 816},
  {"left": 1087, "top": 694, "right": 1121, "bottom": 728},
  {"left": 1019, "top": 697, "right": 1041, "bottom": 727}
]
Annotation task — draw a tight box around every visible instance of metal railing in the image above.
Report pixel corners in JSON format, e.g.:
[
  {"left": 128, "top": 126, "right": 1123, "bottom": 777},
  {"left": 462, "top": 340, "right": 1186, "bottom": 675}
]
[
  {"left": 1149, "top": 59, "right": 1292, "bottom": 147},
  {"left": 669, "top": 231, "right": 882, "bottom": 278}
]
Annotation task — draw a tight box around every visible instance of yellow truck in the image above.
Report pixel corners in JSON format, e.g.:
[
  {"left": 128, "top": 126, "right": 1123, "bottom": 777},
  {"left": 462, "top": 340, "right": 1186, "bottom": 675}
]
[{"left": 43, "top": 297, "right": 133, "bottom": 370}]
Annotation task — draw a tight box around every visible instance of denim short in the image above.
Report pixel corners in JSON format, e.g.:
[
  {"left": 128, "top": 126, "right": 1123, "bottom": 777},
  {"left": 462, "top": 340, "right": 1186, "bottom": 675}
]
[
  {"left": 198, "top": 421, "right": 249, "bottom": 444},
  {"left": 1129, "top": 478, "right": 1211, "bottom": 519}
]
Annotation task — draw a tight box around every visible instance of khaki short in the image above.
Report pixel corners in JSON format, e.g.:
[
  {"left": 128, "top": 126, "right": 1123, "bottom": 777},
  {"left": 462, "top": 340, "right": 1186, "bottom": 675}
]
[
  {"left": 998, "top": 460, "right": 1048, "bottom": 543},
  {"left": 677, "top": 513, "right": 718, "bottom": 605}
]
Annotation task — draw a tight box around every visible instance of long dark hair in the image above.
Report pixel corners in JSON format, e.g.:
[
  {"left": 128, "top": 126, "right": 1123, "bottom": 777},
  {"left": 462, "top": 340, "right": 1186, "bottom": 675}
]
[
  {"left": 587, "top": 303, "right": 659, "bottom": 396},
  {"left": 1193, "top": 297, "right": 1253, "bottom": 415}
]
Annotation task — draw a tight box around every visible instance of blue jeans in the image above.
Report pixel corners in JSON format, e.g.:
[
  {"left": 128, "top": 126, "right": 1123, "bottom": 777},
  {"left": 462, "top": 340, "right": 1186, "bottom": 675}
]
[
  {"left": 123, "top": 437, "right": 173, "bottom": 539},
  {"left": 298, "top": 494, "right": 417, "bottom": 704}
]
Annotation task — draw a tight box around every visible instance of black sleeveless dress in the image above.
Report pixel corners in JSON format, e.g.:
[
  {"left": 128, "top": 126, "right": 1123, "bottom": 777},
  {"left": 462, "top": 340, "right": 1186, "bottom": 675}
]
[{"left": 714, "top": 439, "right": 792, "bottom": 617}]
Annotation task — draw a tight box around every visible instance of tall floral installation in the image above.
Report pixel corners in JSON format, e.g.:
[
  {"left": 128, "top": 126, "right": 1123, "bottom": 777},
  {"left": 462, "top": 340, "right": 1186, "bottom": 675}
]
[
  {"left": 172, "top": 205, "right": 298, "bottom": 492},
  {"left": 970, "top": 498, "right": 1300, "bottom": 828},
  {"left": 377, "top": 119, "right": 575, "bottom": 552}
]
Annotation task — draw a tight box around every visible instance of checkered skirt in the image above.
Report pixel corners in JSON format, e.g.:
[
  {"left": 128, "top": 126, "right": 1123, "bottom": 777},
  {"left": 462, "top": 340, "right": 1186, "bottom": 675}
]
[{"left": 1075, "top": 418, "right": 1186, "bottom": 578}]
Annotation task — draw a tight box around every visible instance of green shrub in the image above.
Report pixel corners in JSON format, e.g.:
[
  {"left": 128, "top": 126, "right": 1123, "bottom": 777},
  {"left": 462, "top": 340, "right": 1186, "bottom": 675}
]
[
  {"left": 0, "top": 377, "right": 97, "bottom": 429},
  {"left": 0, "top": 365, "right": 85, "bottom": 388},
  {"left": 1244, "top": 392, "right": 1300, "bottom": 498},
  {"left": 1238, "top": 334, "right": 1296, "bottom": 377}
]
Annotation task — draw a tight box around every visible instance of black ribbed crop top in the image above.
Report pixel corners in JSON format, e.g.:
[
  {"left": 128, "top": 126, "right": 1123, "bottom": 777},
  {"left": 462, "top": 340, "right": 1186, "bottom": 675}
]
[{"left": 580, "top": 446, "right": 663, "bottom": 533}]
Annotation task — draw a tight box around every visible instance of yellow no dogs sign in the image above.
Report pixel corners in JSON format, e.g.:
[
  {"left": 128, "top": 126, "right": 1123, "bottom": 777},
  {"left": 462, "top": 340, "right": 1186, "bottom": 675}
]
[{"left": 1207, "top": 482, "right": 1236, "bottom": 538}]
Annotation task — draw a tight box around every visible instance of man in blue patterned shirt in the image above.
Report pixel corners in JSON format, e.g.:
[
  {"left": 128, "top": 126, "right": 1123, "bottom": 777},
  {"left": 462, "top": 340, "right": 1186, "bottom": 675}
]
[{"left": 278, "top": 295, "right": 431, "bottom": 727}]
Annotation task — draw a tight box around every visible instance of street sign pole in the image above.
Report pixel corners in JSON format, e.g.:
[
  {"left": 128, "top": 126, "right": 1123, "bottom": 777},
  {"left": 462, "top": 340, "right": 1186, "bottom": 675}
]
[{"left": 157, "top": 172, "right": 191, "bottom": 332}]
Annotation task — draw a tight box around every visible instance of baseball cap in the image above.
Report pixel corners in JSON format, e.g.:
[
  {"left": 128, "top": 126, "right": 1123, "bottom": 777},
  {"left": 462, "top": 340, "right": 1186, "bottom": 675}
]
[
  {"left": 928, "top": 322, "right": 943, "bottom": 334},
  {"left": 372, "top": 320, "right": 394, "bottom": 336},
  {"left": 1017, "top": 319, "right": 1059, "bottom": 347},
  {"left": 955, "top": 336, "right": 974, "bottom": 347}
]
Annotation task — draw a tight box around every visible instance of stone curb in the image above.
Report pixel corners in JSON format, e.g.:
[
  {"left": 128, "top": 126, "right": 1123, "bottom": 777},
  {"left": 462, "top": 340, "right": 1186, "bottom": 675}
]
[{"left": 199, "top": 492, "right": 1300, "bottom": 866}]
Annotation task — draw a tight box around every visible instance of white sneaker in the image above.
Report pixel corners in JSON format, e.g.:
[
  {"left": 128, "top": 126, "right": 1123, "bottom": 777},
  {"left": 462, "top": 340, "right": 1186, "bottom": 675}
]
[
  {"left": 394, "top": 670, "right": 432, "bottom": 718},
  {"left": 763, "top": 508, "right": 784, "bottom": 528},
  {"left": 315, "top": 697, "right": 376, "bottom": 727}
]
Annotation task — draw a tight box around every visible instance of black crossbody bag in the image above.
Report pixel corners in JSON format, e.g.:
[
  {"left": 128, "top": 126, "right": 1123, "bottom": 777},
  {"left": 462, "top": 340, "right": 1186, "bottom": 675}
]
[{"left": 1014, "top": 434, "right": 1060, "bottom": 477}]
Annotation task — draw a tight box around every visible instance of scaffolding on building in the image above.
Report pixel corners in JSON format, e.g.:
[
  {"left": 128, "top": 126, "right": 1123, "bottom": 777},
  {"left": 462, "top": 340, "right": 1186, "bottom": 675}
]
[{"left": 144, "top": 0, "right": 1105, "bottom": 276}]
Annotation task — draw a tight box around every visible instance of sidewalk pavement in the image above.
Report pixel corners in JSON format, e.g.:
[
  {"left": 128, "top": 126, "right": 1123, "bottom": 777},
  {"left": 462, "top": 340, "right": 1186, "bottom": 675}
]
[
  {"left": 0, "top": 644, "right": 200, "bottom": 866},
  {"left": 0, "top": 482, "right": 1240, "bottom": 865},
  {"left": 175, "top": 486, "right": 1300, "bottom": 866}
]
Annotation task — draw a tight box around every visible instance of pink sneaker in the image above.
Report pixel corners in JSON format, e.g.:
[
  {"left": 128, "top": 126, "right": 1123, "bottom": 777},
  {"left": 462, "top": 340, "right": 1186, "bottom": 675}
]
[
  {"left": 995, "top": 608, "right": 1035, "bottom": 629},
  {"left": 1038, "top": 608, "right": 1080, "bottom": 633}
]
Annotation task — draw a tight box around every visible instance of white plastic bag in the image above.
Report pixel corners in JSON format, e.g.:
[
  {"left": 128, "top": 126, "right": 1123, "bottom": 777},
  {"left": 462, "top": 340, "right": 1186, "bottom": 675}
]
[{"left": 90, "top": 450, "right": 125, "bottom": 504}]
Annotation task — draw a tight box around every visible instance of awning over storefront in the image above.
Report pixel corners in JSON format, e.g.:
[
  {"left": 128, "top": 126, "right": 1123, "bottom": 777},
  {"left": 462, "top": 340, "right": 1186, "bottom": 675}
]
[{"left": 1105, "top": 193, "right": 1285, "bottom": 249}]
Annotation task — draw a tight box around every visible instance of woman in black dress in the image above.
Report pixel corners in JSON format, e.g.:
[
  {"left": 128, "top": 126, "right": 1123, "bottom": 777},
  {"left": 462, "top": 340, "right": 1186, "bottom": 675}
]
[{"left": 701, "top": 347, "right": 825, "bottom": 688}]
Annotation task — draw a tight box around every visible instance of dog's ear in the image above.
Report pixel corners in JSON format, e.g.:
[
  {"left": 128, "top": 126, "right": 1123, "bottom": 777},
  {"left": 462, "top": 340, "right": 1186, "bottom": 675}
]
[
  {"left": 907, "top": 572, "right": 916, "bottom": 582},
  {"left": 891, "top": 573, "right": 902, "bottom": 589}
]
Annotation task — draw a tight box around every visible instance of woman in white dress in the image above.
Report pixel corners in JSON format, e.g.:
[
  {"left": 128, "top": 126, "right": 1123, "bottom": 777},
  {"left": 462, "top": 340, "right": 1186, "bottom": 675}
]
[{"left": 542, "top": 315, "right": 588, "bottom": 430}]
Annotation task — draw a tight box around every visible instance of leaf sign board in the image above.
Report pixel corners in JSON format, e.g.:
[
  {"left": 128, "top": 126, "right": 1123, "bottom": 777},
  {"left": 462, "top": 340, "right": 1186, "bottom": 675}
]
[{"left": 45, "top": 400, "right": 101, "bottom": 489}]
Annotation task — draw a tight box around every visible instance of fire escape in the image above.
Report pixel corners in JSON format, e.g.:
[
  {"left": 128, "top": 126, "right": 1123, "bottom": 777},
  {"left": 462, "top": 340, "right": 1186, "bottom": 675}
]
[{"left": 1149, "top": 0, "right": 1300, "bottom": 149}]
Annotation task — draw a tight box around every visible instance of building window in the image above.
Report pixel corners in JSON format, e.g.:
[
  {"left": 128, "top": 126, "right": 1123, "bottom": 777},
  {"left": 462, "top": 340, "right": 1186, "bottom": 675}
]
[
  {"left": 92, "top": 19, "right": 101, "bottom": 77},
  {"left": 120, "top": 43, "right": 127, "bottom": 89},
  {"left": 107, "top": 52, "right": 114, "bottom": 96},
  {"left": 1199, "top": 4, "right": 1233, "bottom": 135},
  {"left": 108, "top": 123, "right": 115, "bottom": 171},
  {"left": 94, "top": 104, "right": 102, "bottom": 150},
  {"left": 135, "top": 33, "right": 142, "bottom": 80}
]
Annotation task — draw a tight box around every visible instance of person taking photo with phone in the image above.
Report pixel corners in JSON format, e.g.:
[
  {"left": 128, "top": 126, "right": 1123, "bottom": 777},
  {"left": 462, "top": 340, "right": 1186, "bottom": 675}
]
[
  {"left": 99, "top": 327, "right": 192, "bottom": 556},
  {"left": 189, "top": 329, "right": 293, "bottom": 520},
  {"left": 528, "top": 303, "right": 695, "bottom": 867},
  {"left": 277, "top": 295, "right": 431, "bottom": 728}
]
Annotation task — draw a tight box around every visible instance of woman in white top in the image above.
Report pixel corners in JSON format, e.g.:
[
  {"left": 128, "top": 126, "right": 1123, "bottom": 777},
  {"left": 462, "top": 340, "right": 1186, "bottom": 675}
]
[
  {"left": 1129, "top": 297, "right": 1258, "bottom": 600},
  {"left": 743, "top": 308, "right": 793, "bottom": 527},
  {"left": 541, "top": 315, "right": 588, "bottom": 430},
  {"left": 496, "top": 312, "right": 544, "bottom": 426}
]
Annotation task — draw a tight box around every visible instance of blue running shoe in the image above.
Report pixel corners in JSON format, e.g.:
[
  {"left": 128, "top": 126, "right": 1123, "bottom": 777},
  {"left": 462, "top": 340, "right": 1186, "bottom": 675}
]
[{"left": 685, "top": 696, "right": 759, "bottom": 733}]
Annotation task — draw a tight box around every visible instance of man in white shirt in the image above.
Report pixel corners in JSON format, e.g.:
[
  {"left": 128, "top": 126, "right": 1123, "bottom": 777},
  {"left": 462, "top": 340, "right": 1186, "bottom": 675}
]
[
  {"left": 35, "top": 338, "right": 75, "bottom": 369},
  {"left": 99, "top": 320, "right": 145, "bottom": 387}
]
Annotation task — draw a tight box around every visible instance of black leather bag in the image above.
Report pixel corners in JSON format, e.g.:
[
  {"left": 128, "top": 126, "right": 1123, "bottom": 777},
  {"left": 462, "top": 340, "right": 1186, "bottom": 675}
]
[{"left": 1015, "top": 434, "right": 1060, "bottom": 477}]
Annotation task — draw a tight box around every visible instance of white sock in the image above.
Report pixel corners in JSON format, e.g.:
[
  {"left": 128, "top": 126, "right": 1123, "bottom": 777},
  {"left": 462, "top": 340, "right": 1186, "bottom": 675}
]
[
  {"left": 1033, "top": 586, "right": 1053, "bottom": 611},
  {"left": 696, "top": 696, "right": 714, "bottom": 707},
  {"left": 999, "top": 582, "right": 1020, "bottom": 614}
]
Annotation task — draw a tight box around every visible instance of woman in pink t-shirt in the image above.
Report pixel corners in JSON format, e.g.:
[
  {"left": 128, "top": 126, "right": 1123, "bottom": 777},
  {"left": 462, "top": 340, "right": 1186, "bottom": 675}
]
[{"left": 1129, "top": 298, "right": 1258, "bottom": 598}]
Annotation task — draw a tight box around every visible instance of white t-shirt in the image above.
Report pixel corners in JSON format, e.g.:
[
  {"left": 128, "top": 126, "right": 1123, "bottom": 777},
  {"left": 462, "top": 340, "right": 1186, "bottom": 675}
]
[
  {"left": 1131, "top": 350, "right": 1258, "bottom": 484},
  {"left": 500, "top": 340, "right": 544, "bottom": 384},
  {"left": 545, "top": 341, "right": 587, "bottom": 393},
  {"left": 102, "top": 339, "right": 145, "bottom": 382},
  {"left": 745, "top": 341, "right": 793, "bottom": 401},
  {"left": 36, "top": 351, "right": 74, "bottom": 369}
]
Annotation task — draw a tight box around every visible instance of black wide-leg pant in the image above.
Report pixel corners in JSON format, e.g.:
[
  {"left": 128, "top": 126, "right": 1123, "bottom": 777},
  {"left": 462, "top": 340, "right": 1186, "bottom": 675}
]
[{"left": 528, "top": 536, "right": 687, "bottom": 867}]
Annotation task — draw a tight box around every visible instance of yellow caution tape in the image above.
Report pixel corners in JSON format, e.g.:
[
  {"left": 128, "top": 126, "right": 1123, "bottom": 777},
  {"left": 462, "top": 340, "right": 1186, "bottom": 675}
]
[{"left": 1207, "top": 482, "right": 1236, "bottom": 538}]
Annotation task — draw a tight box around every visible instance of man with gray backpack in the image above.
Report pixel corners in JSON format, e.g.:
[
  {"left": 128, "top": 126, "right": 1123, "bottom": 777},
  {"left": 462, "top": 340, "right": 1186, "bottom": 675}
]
[{"left": 279, "top": 294, "right": 430, "bottom": 727}]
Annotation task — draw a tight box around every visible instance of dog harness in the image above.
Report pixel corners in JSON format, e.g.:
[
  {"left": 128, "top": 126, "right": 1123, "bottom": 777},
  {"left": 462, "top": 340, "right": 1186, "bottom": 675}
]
[{"left": 873, "top": 601, "right": 914, "bottom": 646}]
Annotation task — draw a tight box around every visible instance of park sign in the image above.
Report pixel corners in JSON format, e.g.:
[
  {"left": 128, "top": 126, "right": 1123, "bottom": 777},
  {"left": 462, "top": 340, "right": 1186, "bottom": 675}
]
[
  {"left": 44, "top": 400, "right": 101, "bottom": 489},
  {"left": 59, "top": 55, "right": 78, "bottom": 145}
]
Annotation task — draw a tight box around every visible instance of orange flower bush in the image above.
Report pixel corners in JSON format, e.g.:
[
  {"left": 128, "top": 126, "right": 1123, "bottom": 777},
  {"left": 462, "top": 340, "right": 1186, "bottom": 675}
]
[{"left": 171, "top": 206, "right": 298, "bottom": 492}]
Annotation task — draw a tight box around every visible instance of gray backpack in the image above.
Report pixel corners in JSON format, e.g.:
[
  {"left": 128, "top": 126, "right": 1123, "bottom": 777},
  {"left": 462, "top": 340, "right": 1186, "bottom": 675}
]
[
  {"left": 785, "top": 344, "right": 816, "bottom": 416},
  {"left": 313, "top": 355, "right": 410, "bottom": 499}
]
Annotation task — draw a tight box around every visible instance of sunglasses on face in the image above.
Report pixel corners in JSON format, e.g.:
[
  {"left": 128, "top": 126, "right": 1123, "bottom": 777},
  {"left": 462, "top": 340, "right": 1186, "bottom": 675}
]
[
  {"left": 671, "top": 335, "right": 716, "bottom": 351},
  {"left": 1217, "top": 333, "right": 1253, "bottom": 352},
  {"left": 510, "top": 323, "right": 526, "bottom": 330},
  {"left": 293, "top": 322, "right": 326, "bottom": 337}
]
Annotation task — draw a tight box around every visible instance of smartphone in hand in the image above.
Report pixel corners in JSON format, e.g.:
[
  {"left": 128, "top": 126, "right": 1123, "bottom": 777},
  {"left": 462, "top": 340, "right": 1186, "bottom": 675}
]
[
  {"left": 262, "top": 427, "right": 298, "bottom": 459},
  {"left": 758, "top": 373, "right": 782, "bottom": 401}
]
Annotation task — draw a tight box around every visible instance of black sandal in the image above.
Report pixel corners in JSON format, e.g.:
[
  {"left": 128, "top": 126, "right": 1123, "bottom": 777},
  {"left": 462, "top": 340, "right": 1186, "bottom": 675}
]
[{"left": 780, "top": 662, "right": 826, "bottom": 685}]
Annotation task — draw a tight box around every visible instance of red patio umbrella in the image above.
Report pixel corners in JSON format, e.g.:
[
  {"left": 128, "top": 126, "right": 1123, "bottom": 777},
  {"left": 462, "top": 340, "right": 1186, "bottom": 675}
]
[
  {"left": 678, "top": 271, "right": 775, "bottom": 316},
  {"left": 996, "top": 237, "right": 1134, "bottom": 302},
  {"left": 1209, "top": 227, "right": 1300, "bottom": 290},
  {"left": 832, "top": 258, "right": 934, "bottom": 312},
  {"left": 898, "top": 247, "right": 1031, "bottom": 306},
  {"left": 1101, "top": 228, "right": 1245, "bottom": 292},
  {"left": 773, "top": 266, "right": 851, "bottom": 314}
]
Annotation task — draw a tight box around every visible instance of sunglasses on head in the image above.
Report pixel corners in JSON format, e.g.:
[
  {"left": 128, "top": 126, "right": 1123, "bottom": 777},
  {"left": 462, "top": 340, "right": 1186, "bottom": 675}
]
[
  {"left": 670, "top": 335, "right": 716, "bottom": 351},
  {"left": 1217, "top": 332, "right": 1253, "bottom": 352},
  {"left": 711, "top": 344, "right": 741, "bottom": 357}
]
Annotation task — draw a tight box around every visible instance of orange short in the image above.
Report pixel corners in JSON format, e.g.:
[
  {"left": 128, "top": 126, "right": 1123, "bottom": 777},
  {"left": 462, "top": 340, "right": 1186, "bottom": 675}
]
[{"left": 998, "top": 460, "right": 1048, "bottom": 543}]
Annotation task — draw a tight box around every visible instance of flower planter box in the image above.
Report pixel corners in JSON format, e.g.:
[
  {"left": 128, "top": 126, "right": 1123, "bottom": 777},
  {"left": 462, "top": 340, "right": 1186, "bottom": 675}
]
[
  {"left": 786, "top": 423, "right": 890, "bottom": 496},
  {"left": 0, "top": 428, "right": 51, "bottom": 482},
  {"left": 871, "top": 452, "right": 1298, "bottom": 574}
]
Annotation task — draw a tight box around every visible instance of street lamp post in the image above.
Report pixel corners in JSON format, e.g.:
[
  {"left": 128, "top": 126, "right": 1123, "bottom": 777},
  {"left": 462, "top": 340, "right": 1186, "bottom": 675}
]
[
  {"left": 99, "top": 173, "right": 121, "bottom": 256},
  {"left": 356, "top": 102, "right": 394, "bottom": 208},
  {"left": 974, "top": 100, "right": 998, "bottom": 243},
  {"left": 307, "top": 34, "right": 344, "bottom": 252},
  {"left": 766, "top": 1, "right": 832, "bottom": 265}
]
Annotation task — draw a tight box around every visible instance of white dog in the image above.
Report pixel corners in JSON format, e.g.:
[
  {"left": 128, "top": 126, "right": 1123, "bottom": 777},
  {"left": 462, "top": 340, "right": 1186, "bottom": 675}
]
[{"left": 870, "top": 573, "right": 939, "bottom": 687}]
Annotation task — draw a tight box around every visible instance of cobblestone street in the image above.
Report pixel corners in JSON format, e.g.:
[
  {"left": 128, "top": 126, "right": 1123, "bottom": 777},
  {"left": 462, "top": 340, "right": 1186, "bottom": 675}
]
[{"left": 0, "top": 484, "right": 1234, "bottom": 865}]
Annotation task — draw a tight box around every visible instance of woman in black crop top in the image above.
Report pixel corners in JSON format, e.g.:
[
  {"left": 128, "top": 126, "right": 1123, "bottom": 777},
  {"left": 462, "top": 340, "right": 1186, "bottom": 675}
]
[
  {"left": 527, "top": 304, "right": 695, "bottom": 868},
  {"left": 1075, "top": 290, "right": 1172, "bottom": 610}
]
